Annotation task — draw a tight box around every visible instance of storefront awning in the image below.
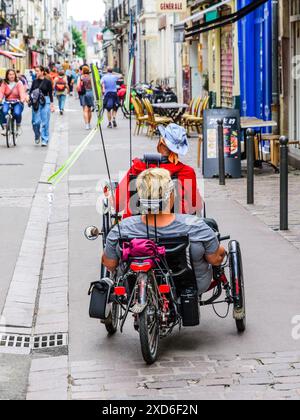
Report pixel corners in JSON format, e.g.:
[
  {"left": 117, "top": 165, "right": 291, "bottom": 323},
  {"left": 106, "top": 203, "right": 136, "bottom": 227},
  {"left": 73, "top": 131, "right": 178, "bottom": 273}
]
[
  {"left": 9, "top": 51, "right": 25, "bottom": 58},
  {"left": 175, "top": 0, "right": 232, "bottom": 28},
  {"left": 0, "top": 50, "right": 15, "bottom": 60},
  {"left": 185, "top": 0, "right": 268, "bottom": 38},
  {"left": 7, "top": 39, "right": 26, "bottom": 56}
]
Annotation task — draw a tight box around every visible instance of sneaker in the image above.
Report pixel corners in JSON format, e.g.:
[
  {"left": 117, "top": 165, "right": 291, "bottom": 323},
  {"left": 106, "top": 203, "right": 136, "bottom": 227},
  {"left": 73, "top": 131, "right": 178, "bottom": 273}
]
[
  {"left": 85, "top": 124, "right": 90, "bottom": 130},
  {"left": 41, "top": 141, "right": 48, "bottom": 147},
  {"left": 1, "top": 127, "right": 6, "bottom": 136},
  {"left": 108, "top": 122, "right": 112, "bottom": 129},
  {"left": 60, "top": 110, "right": 64, "bottom": 116},
  {"left": 35, "top": 137, "right": 41, "bottom": 145},
  {"left": 16, "top": 125, "right": 22, "bottom": 136},
  {"left": 113, "top": 119, "right": 117, "bottom": 128}
]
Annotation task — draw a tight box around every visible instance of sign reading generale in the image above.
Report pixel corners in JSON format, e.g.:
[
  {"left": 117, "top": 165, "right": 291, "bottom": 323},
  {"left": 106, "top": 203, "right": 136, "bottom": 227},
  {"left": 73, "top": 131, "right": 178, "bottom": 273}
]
[{"left": 157, "top": 0, "right": 187, "bottom": 13}]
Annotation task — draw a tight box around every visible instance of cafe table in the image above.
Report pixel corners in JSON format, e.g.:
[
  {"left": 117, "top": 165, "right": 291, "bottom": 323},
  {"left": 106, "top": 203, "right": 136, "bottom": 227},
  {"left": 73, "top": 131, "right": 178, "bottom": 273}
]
[
  {"left": 152, "top": 103, "right": 189, "bottom": 124},
  {"left": 240, "top": 117, "right": 278, "bottom": 171}
]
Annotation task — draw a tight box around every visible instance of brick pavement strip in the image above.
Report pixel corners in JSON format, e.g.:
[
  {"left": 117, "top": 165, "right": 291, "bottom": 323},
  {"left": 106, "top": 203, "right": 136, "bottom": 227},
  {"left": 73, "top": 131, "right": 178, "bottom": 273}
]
[
  {"left": 26, "top": 356, "right": 68, "bottom": 400},
  {"left": 0, "top": 123, "right": 62, "bottom": 331}
]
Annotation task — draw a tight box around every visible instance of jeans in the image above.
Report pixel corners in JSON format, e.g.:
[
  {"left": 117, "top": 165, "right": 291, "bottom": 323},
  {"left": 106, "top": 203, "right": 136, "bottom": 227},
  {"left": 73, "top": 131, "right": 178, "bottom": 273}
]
[
  {"left": 2, "top": 102, "right": 24, "bottom": 125},
  {"left": 57, "top": 94, "right": 66, "bottom": 111},
  {"left": 32, "top": 98, "right": 51, "bottom": 144}
]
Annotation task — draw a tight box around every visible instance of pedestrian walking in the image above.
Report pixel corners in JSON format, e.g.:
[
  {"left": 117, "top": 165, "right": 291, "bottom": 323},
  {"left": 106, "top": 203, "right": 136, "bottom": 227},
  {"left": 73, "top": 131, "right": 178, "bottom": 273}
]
[
  {"left": 29, "top": 66, "right": 55, "bottom": 147},
  {"left": 0, "top": 69, "right": 27, "bottom": 136},
  {"left": 101, "top": 66, "right": 122, "bottom": 128},
  {"left": 66, "top": 68, "right": 74, "bottom": 96},
  {"left": 74, "top": 69, "right": 80, "bottom": 99},
  {"left": 16, "top": 70, "right": 29, "bottom": 92},
  {"left": 77, "top": 66, "right": 94, "bottom": 130},
  {"left": 54, "top": 70, "right": 69, "bottom": 115},
  {"left": 49, "top": 67, "right": 58, "bottom": 85}
]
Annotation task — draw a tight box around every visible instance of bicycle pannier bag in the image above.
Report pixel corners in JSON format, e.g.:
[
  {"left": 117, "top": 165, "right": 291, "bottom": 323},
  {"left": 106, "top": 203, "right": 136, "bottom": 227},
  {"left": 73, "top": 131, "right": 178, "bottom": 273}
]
[
  {"left": 88, "top": 278, "right": 114, "bottom": 320},
  {"left": 180, "top": 288, "right": 200, "bottom": 327}
]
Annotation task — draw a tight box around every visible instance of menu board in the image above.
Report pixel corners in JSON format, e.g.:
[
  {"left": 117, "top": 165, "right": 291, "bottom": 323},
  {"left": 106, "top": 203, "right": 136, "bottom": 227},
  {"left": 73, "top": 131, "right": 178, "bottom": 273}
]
[{"left": 203, "top": 109, "right": 242, "bottom": 179}]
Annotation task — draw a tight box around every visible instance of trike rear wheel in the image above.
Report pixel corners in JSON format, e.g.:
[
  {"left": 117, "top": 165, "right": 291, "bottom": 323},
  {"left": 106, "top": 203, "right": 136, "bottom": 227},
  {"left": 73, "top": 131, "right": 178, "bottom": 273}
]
[
  {"left": 104, "top": 302, "right": 119, "bottom": 335},
  {"left": 229, "top": 241, "right": 246, "bottom": 333}
]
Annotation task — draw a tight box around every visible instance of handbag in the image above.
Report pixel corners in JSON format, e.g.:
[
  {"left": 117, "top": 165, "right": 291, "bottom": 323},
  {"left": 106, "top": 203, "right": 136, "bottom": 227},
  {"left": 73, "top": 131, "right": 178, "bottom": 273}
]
[
  {"left": 77, "top": 77, "right": 86, "bottom": 96},
  {"left": 30, "top": 80, "right": 47, "bottom": 110}
]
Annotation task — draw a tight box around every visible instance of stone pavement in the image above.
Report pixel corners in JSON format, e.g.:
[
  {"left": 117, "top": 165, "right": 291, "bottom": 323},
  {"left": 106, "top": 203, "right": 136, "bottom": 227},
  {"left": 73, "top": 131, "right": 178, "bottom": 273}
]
[
  {"left": 26, "top": 351, "right": 300, "bottom": 400},
  {"left": 1, "top": 100, "right": 300, "bottom": 400}
]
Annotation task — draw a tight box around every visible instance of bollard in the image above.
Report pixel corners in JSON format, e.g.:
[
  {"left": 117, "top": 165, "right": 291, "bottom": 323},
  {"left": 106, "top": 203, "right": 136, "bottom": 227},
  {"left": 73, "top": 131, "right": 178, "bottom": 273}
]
[
  {"left": 247, "top": 129, "right": 255, "bottom": 205},
  {"left": 280, "top": 136, "right": 289, "bottom": 231},
  {"left": 217, "top": 119, "right": 225, "bottom": 186}
]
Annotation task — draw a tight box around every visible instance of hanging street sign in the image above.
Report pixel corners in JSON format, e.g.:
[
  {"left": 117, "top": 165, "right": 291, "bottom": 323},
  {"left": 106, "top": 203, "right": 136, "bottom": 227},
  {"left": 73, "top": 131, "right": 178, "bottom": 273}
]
[
  {"left": 157, "top": 0, "right": 187, "bottom": 14},
  {"left": 0, "top": 27, "right": 10, "bottom": 46}
]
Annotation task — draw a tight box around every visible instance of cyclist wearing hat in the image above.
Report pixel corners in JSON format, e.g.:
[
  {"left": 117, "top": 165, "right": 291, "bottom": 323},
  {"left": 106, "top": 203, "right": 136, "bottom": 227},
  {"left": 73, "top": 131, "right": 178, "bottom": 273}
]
[{"left": 115, "top": 123, "right": 203, "bottom": 218}]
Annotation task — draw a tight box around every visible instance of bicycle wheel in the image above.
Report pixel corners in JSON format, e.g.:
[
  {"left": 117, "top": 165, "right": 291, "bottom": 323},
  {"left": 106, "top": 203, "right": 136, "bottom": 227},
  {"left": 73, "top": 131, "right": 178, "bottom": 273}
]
[
  {"left": 138, "top": 273, "right": 160, "bottom": 365},
  {"left": 229, "top": 241, "right": 246, "bottom": 333},
  {"left": 104, "top": 302, "right": 120, "bottom": 336},
  {"left": 12, "top": 119, "right": 17, "bottom": 147},
  {"left": 6, "top": 117, "right": 14, "bottom": 148}
]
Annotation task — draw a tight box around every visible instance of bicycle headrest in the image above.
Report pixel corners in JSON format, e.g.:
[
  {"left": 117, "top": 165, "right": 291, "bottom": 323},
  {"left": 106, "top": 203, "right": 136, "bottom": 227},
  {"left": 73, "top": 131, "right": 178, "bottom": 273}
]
[{"left": 143, "top": 153, "right": 162, "bottom": 166}]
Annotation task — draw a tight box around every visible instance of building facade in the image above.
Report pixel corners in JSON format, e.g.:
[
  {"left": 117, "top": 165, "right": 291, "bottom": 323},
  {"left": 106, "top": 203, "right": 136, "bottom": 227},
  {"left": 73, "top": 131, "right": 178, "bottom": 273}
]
[{"left": 0, "top": 0, "right": 71, "bottom": 75}]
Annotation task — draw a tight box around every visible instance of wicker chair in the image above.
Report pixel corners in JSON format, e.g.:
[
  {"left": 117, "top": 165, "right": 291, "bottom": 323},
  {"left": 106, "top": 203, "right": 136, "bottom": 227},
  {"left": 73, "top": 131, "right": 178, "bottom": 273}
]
[
  {"left": 131, "top": 97, "right": 149, "bottom": 136},
  {"left": 183, "top": 97, "right": 201, "bottom": 131},
  {"left": 143, "top": 98, "right": 172, "bottom": 138},
  {"left": 185, "top": 96, "right": 209, "bottom": 136}
]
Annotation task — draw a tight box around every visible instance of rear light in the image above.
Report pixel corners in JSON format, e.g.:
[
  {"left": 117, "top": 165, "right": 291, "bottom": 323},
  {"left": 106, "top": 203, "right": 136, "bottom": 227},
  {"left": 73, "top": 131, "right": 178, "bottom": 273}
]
[
  {"left": 114, "top": 287, "right": 126, "bottom": 296},
  {"left": 130, "top": 262, "right": 153, "bottom": 273},
  {"left": 159, "top": 285, "right": 171, "bottom": 294}
]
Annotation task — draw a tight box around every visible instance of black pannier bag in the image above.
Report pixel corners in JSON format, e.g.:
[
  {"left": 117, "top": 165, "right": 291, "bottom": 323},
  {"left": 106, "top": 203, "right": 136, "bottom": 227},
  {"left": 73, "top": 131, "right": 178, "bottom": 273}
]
[
  {"left": 180, "top": 288, "right": 200, "bottom": 327},
  {"left": 88, "top": 278, "right": 114, "bottom": 320}
]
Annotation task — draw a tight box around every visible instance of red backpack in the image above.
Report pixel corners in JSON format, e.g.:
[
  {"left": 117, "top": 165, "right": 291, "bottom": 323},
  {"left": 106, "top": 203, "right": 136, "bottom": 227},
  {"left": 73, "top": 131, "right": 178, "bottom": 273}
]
[{"left": 56, "top": 77, "right": 67, "bottom": 92}]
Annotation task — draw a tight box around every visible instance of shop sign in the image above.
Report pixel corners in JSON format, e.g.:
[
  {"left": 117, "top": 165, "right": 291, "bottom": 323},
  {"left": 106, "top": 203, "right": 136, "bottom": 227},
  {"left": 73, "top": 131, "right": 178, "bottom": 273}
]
[
  {"left": 0, "top": 27, "right": 10, "bottom": 46},
  {"left": 157, "top": 0, "right": 187, "bottom": 14}
]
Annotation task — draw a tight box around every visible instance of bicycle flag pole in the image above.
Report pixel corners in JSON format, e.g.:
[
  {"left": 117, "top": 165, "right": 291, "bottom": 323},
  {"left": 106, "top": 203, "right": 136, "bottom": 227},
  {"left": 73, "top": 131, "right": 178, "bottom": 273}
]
[{"left": 125, "top": 8, "right": 135, "bottom": 166}]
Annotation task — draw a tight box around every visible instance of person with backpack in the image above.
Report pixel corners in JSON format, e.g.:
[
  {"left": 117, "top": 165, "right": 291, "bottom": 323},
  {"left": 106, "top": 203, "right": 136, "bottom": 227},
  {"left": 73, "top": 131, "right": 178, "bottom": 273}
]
[
  {"left": 29, "top": 66, "right": 55, "bottom": 147},
  {"left": 0, "top": 69, "right": 27, "bottom": 136},
  {"left": 77, "top": 66, "right": 94, "bottom": 130},
  {"left": 54, "top": 70, "right": 69, "bottom": 115}
]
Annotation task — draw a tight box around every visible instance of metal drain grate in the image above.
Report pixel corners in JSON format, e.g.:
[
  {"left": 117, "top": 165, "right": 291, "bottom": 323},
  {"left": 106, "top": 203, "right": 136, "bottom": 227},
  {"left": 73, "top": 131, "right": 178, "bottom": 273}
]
[
  {"left": 33, "top": 334, "right": 68, "bottom": 349},
  {"left": 0, "top": 334, "right": 31, "bottom": 349},
  {"left": 0, "top": 333, "right": 68, "bottom": 350}
]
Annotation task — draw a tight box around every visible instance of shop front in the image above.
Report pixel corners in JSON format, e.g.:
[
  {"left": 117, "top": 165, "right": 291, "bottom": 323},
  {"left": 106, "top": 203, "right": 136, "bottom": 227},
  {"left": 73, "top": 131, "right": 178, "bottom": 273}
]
[{"left": 290, "top": 1, "right": 300, "bottom": 140}]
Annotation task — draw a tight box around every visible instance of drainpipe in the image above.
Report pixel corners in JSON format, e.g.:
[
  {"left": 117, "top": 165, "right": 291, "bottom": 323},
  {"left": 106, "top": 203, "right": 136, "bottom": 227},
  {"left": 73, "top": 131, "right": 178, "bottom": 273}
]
[{"left": 272, "top": 0, "right": 279, "bottom": 133}]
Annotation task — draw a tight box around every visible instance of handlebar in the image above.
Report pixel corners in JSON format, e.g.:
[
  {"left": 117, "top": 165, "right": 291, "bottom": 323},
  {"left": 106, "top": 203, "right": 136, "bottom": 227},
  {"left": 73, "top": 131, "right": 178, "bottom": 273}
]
[{"left": 219, "top": 235, "right": 231, "bottom": 242}]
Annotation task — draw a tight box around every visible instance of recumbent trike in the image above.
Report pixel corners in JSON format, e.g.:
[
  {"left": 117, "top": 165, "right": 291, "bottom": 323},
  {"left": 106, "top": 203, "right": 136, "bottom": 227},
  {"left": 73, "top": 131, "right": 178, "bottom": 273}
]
[{"left": 85, "top": 154, "right": 246, "bottom": 365}]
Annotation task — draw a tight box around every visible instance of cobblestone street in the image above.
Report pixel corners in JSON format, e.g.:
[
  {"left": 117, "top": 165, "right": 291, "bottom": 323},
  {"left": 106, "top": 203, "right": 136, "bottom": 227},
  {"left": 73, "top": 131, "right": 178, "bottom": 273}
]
[{"left": 1, "top": 99, "right": 300, "bottom": 400}]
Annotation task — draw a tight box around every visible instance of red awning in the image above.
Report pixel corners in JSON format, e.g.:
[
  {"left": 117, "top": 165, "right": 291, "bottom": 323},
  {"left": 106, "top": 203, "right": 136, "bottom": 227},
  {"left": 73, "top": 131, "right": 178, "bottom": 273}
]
[{"left": 0, "top": 50, "right": 15, "bottom": 60}]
